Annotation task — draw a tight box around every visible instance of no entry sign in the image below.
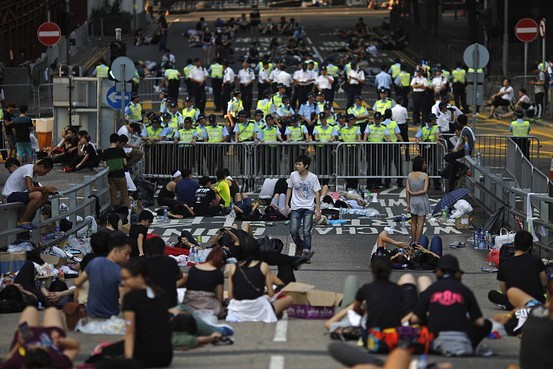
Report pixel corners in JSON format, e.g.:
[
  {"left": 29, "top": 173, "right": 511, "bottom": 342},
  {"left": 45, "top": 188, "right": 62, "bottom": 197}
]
[
  {"left": 37, "top": 22, "right": 62, "bottom": 46},
  {"left": 515, "top": 18, "right": 538, "bottom": 43}
]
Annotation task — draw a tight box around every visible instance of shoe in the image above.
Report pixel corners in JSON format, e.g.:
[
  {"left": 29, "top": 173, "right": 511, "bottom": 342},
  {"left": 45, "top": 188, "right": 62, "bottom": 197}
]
[
  {"left": 293, "top": 251, "right": 314, "bottom": 269},
  {"left": 213, "top": 323, "right": 235, "bottom": 336},
  {"left": 294, "top": 247, "right": 304, "bottom": 257},
  {"left": 475, "top": 343, "right": 494, "bottom": 357},
  {"left": 212, "top": 336, "right": 234, "bottom": 345},
  {"left": 17, "top": 222, "right": 36, "bottom": 230}
]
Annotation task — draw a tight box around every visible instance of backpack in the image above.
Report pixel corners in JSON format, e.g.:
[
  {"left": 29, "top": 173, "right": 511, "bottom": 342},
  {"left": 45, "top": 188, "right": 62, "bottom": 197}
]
[
  {"left": 257, "top": 236, "right": 284, "bottom": 254},
  {"left": 499, "top": 243, "right": 515, "bottom": 265},
  {"left": 363, "top": 325, "right": 433, "bottom": 354}
]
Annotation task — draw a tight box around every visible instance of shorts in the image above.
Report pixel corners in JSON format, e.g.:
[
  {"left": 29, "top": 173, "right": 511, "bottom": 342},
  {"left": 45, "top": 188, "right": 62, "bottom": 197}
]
[
  {"left": 235, "top": 198, "right": 252, "bottom": 215},
  {"left": 7, "top": 192, "right": 30, "bottom": 204},
  {"left": 16, "top": 142, "right": 33, "bottom": 159},
  {"left": 6, "top": 135, "right": 16, "bottom": 149}
]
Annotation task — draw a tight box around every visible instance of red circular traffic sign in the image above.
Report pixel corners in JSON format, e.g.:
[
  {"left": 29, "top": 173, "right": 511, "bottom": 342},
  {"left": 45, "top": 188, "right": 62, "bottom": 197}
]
[
  {"left": 37, "top": 22, "right": 62, "bottom": 46},
  {"left": 515, "top": 18, "right": 538, "bottom": 43}
]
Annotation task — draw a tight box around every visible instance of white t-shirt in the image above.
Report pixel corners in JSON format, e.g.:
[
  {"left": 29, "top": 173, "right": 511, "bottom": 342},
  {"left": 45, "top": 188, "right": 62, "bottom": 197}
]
[
  {"left": 287, "top": 171, "right": 321, "bottom": 211},
  {"left": 117, "top": 126, "right": 134, "bottom": 154},
  {"left": 500, "top": 86, "right": 514, "bottom": 101},
  {"left": 391, "top": 104, "right": 408, "bottom": 125},
  {"left": 2, "top": 164, "right": 36, "bottom": 197}
]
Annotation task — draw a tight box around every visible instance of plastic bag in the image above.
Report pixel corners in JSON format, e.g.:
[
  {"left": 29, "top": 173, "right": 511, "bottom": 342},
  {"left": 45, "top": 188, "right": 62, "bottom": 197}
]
[
  {"left": 67, "top": 237, "right": 91, "bottom": 255},
  {"left": 453, "top": 200, "right": 473, "bottom": 213},
  {"left": 486, "top": 249, "right": 500, "bottom": 267},
  {"left": 77, "top": 216, "right": 97, "bottom": 238},
  {"left": 75, "top": 316, "right": 125, "bottom": 335}
]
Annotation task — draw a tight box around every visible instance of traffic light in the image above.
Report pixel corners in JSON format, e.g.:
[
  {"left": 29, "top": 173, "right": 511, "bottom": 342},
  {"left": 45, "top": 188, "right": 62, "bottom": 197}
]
[{"left": 110, "top": 41, "right": 127, "bottom": 63}]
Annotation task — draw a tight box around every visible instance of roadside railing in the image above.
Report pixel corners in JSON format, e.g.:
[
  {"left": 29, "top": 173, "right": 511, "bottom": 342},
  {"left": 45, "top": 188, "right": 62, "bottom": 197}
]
[
  {"left": 472, "top": 134, "right": 540, "bottom": 169},
  {"left": 0, "top": 169, "right": 110, "bottom": 249},
  {"left": 143, "top": 141, "right": 445, "bottom": 190}
]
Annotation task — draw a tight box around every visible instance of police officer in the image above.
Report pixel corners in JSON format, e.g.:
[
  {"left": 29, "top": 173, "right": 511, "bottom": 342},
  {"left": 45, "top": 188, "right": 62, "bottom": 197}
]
[
  {"left": 159, "top": 89, "right": 170, "bottom": 115},
  {"left": 510, "top": 111, "right": 531, "bottom": 157},
  {"left": 164, "top": 65, "right": 182, "bottom": 101},
  {"left": 411, "top": 68, "right": 429, "bottom": 125},
  {"left": 173, "top": 117, "right": 198, "bottom": 172},
  {"left": 256, "top": 89, "right": 275, "bottom": 117},
  {"left": 221, "top": 60, "right": 236, "bottom": 114},
  {"left": 339, "top": 114, "right": 362, "bottom": 189},
  {"left": 347, "top": 96, "right": 370, "bottom": 133},
  {"left": 125, "top": 93, "right": 143, "bottom": 123},
  {"left": 364, "top": 112, "right": 390, "bottom": 189},
  {"left": 256, "top": 114, "right": 282, "bottom": 175},
  {"left": 227, "top": 90, "right": 244, "bottom": 131},
  {"left": 234, "top": 110, "right": 257, "bottom": 143},
  {"left": 206, "top": 114, "right": 229, "bottom": 173},
  {"left": 394, "top": 64, "right": 411, "bottom": 109},
  {"left": 182, "top": 96, "right": 200, "bottom": 122},
  {"left": 315, "top": 92, "right": 332, "bottom": 114},
  {"left": 257, "top": 60, "right": 273, "bottom": 101},
  {"left": 415, "top": 113, "right": 441, "bottom": 190},
  {"left": 238, "top": 60, "right": 255, "bottom": 113},
  {"left": 208, "top": 58, "right": 224, "bottom": 112},
  {"left": 372, "top": 87, "right": 396, "bottom": 115},
  {"left": 141, "top": 115, "right": 165, "bottom": 144},
  {"left": 382, "top": 109, "right": 404, "bottom": 188},
  {"left": 315, "top": 66, "right": 334, "bottom": 104},
  {"left": 388, "top": 58, "right": 401, "bottom": 86},
  {"left": 195, "top": 114, "right": 208, "bottom": 142},
  {"left": 452, "top": 62, "right": 468, "bottom": 112},
  {"left": 313, "top": 112, "right": 337, "bottom": 142},
  {"left": 272, "top": 83, "right": 286, "bottom": 109},
  {"left": 183, "top": 58, "right": 194, "bottom": 94},
  {"left": 189, "top": 58, "right": 208, "bottom": 113},
  {"left": 167, "top": 103, "right": 184, "bottom": 138},
  {"left": 276, "top": 95, "right": 294, "bottom": 136},
  {"left": 285, "top": 114, "right": 309, "bottom": 142},
  {"left": 173, "top": 117, "right": 198, "bottom": 144},
  {"left": 93, "top": 58, "right": 109, "bottom": 79},
  {"left": 322, "top": 104, "right": 336, "bottom": 126}
]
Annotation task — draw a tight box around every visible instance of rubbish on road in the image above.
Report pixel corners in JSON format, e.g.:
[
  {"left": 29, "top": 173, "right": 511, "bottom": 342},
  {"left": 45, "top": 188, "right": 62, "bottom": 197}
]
[{"left": 283, "top": 282, "right": 343, "bottom": 320}]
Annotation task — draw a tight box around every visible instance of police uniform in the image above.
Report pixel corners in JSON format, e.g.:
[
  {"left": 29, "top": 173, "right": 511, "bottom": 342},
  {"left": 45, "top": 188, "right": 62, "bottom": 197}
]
[
  {"left": 452, "top": 67, "right": 468, "bottom": 111},
  {"left": 347, "top": 103, "right": 370, "bottom": 133},
  {"left": 256, "top": 98, "right": 275, "bottom": 117},
  {"left": 94, "top": 64, "right": 109, "bottom": 78},
  {"left": 364, "top": 122, "right": 389, "bottom": 189},
  {"left": 125, "top": 100, "right": 143, "bottom": 122},
  {"left": 394, "top": 70, "right": 411, "bottom": 109},
  {"left": 258, "top": 122, "right": 280, "bottom": 175},
  {"left": 510, "top": 118, "right": 531, "bottom": 157},
  {"left": 339, "top": 122, "right": 361, "bottom": 189},
  {"left": 209, "top": 62, "right": 224, "bottom": 111},
  {"left": 164, "top": 68, "right": 181, "bottom": 100},
  {"left": 415, "top": 120, "right": 441, "bottom": 189},
  {"left": 183, "top": 63, "right": 194, "bottom": 94}
]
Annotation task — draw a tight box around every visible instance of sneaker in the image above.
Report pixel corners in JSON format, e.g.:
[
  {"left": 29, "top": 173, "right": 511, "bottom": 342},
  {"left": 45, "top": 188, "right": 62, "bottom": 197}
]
[
  {"left": 293, "top": 251, "right": 314, "bottom": 269},
  {"left": 213, "top": 323, "right": 234, "bottom": 337},
  {"left": 475, "top": 343, "right": 494, "bottom": 357},
  {"left": 212, "top": 336, "right": 234, "bottom": 345}
]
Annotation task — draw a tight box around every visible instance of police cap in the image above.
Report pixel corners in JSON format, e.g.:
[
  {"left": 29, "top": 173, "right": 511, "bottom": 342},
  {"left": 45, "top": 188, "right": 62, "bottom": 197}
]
[
  {"left": 374, "top": 112, "right": 382, "bottom": 119},
  {"left": 254, "top": 109, "right": 264, "bottom": 116},
  {"left": 208, "top": 114, "right": 217, "bottom": 122},
  {"left": 238, "top": 110, "right": 248, "bottom": 117},
  {"left": 427, "top": 113, "right": 437, "bottom": 121},
  {"left": 319, "top": 112, "right": 328, "bottom": 119},
  {"left": 162, "top": 112, "right": 172, "bottom": 119}
]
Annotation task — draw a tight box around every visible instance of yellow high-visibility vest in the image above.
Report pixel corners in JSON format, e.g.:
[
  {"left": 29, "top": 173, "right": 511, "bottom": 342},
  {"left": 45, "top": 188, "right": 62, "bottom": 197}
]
[
  {"left": 340, "top": 126, "right": 358, "bottom": 142},
  {"left": 236, "top": 122, "right": 255, "bottom": 141},
  {"left": 511, "top": 120, "right": 530, "bottom": 137},
  {"left": 367, "top": 124, "right": 387, "bottom": 142}
]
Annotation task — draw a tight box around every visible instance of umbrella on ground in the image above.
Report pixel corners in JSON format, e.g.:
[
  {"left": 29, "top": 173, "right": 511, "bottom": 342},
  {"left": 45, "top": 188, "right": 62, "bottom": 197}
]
[
  {"left": 480, "top": 206, "right": 506, "bottom": 234},
  {"left": 432, "top": 188, "right": 470, "bottom": 215}
]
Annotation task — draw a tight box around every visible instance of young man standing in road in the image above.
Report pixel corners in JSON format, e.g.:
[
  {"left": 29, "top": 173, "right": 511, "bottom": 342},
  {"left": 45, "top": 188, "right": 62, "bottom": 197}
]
[{"left": 286, "top": 155, "right": 321, "bottom": 257}]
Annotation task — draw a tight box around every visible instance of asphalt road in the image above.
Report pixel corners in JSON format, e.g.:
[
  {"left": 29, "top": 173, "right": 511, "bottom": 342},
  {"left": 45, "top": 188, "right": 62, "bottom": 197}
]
[{"left": 0, "top": 7, "right": 532, "bottom": 369}]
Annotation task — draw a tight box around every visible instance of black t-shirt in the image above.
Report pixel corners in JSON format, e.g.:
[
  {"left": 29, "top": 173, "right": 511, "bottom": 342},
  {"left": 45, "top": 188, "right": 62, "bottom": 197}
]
[
  {"left": 122, "top": 289, "right": 172, "bottom": 359},
  {"left": 228, "top": 179, "right": 240, "bottom": 200},
  {"left": 129, "top": 224, "right": 148, "bottom": 258},
  {"left": 102, "top": 147, "right": 126, "bottom": 178},
  {"left": 194, "top": 187, "right": 215, "bottom": 215},
  {"left": 80, "top": 253, "right": 98, "bottom": 272},
  {"left": 82, "top": 143, "right": 99, "bottom": 164},
  {"left": 520, "top": 305, "right": 553, "bottom": 369},
  {"left": 3, "top": 110, "right": 15, "bottom": 136},
  {"left": 497, "top": 253, "right": 546, "bottom": 303},
  {"left": 355, "top": 280, "right": 405, "bottom": 329},
  {"left": 250, "top": 10, "right": 260, "bottom": 26},
  {"left": 11, "top": 116, "right": 33, "bottom": 142},
  {"left": 232, "top": 262, "right": 265, "bottom": 300},
  {"left": 186, "top": 266, "right": 224, "bottom": 293},
  {"left": 413, "top": 277, "right": 482, "bottom": 334},
  {"left": 143, "top": 256, "right": 181, "bottom": 308}
]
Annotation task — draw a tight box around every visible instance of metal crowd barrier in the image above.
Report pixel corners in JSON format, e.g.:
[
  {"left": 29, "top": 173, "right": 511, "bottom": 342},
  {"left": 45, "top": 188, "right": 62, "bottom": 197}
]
[
  {"left": 473, "top": 134, "right": 540, "bottom": 169},
  {"left": 142, "top": 141, "right": 446, "bottom": 190}
]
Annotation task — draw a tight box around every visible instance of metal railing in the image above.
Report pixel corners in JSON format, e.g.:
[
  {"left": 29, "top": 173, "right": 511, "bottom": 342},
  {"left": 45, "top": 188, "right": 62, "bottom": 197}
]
[
  {"left": 143, "top": 141, "right": 445, "bottom": 189},
  {"left": 0, "top": 169, "right": 110, "bottom": 249},
  {"left": 472, "top": 134, "right": 540, "bottom": 169},
  {"left": 463, "top": 141, "right": 553, "bottom": 257}
]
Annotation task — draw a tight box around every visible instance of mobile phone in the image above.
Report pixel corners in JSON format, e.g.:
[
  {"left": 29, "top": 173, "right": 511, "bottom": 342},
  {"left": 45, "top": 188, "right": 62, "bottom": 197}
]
[
  {"left": 219, "top": 228, "right": 226, "bottom": 233},
  {"left": 18, "top": 322, "right": 33, "bottom": 343}
]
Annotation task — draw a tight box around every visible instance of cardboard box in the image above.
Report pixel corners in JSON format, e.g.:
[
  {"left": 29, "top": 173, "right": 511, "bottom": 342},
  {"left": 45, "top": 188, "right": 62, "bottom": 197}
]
[
  {"left": 282, "top": 282, "right": 342, "bottom": 319},
  {"left": 455, "top": 214, "right": 470, "bottom": 230},
  {"left": 0, "top": 252, "right": 27, "bottom": 274}
]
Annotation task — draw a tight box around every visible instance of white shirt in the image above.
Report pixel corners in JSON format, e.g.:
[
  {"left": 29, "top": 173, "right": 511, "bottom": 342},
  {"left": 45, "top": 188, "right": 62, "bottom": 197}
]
[
  {"left": 2, "top": 164, "right": 36, "bottom": 197},
  {"left": 411, "top": 76, "right": 428, "bottom": 92},
  {"left": 431, "top": 101, "right": 441, "bottom": 116},
  {"left": 431, "top": 76, "right": 447, "bottom": 93},
  {"left": 315, "top": 74, "right": 333, "bottom": 90},
  {"left": 238, "top": 68, "right": 255, "bottom": 84},
  {"left": 391, "top": 104, "right": 408, "bottom": 125},
  {"left": 223, "top": 67, "right": 236, "bottom": 84},
  {"left": 276, "top": 71, "right": 293, "bottom": 87},
  {"left": 258, "top": 68, "right": 270, "bottom": 84},
  {"left": 269, "top": 69, "right": 282, "bottom": 83},
  {"left": 189, "top": 66, "right": 208, "bottom": 83},
  {"left": 287, "top": 171, "right": 321, "bottom": 211},
  {"left": 348, "top": 69, "right": 365, "bottom": 85},
  {"left": 499, "top": 86, "right": 514, "bottom": 101},
  {"left": 436, "top": 111, "right": 451, "bottom": 132}
]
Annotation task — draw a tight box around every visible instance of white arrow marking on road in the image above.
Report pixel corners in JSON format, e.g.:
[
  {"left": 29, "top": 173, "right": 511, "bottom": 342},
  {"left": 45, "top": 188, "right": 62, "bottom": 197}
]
[
  {"left": 516, "top": 27, "right": 538, "bottom": 33},
  {"left": 39, "top": 31, "right": 60, "bottom": 37}
]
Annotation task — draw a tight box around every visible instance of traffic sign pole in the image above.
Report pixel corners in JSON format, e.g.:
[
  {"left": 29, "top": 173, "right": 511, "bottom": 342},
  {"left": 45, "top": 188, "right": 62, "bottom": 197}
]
[
  {"left": 515, "top": 18, "right": 539, "bottom": 85},
  {"left": 472, "top": 46, "right": 480, "bottom": 133}
]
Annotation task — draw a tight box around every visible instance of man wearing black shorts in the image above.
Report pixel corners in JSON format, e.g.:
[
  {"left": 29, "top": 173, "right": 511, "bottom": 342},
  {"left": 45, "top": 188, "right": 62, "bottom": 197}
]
[{"left": 2, "top": 158, "right": 57, "bottom": 230}]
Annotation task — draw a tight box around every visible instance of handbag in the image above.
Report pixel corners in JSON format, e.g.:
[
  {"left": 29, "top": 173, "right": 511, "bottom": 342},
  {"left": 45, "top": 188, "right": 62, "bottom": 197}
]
[
  {"left": 494, "top": 228, "right": 515, "bottom": 249},
  {"left": 63, "top": 302, "right": 87, "bottom": 331}
]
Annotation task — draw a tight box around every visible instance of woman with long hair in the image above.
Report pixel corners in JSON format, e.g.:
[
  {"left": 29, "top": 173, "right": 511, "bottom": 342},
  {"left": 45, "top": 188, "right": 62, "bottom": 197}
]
[
  {"left": 406, "top": 156, "right": 431, "bottom": 243},
  {"left": 91, "top": 259, "right": 172, "bottom": 368},
  {"left": 183, "top": 245, "right": 226, "bottom": 318}
]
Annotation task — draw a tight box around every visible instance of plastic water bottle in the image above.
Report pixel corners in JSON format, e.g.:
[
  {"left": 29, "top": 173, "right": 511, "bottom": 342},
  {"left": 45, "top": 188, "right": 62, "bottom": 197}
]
[
  {"left": 54, "top": 221, "right": 61, "bottom": 239},
  {"left": 473, "top": 229, "right": 480, "bottom": 249},
  {"left": 401, "top": 214, "right": 406, "bottom": 229},
  {"left": 189, "top": 247, "right": 196, "bottom": 262},
  {"left": 441, "top": 207, "right": 447, "bottom": 221},
  {"left": 476, "top": 152, "right": 482, "bottom": 166},
  {"left": 163, "top": 207, "right": 168, "bottom": 223},
  {"left": 417, "top": 354, "right": 427, "bottom": 369}
]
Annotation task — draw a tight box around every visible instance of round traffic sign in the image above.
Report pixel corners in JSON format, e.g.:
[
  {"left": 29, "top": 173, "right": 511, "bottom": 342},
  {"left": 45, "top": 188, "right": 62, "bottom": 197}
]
[
  {"left": 515, "top": 18, "right": 539, "bottom": 43},
  {"left": 111, "top": 57, "right": 136, "bottom": 82},
  {"left": 463, "top": 43, "right": 490, "bottom": 69},
  {"left": 539, "top": 18, "right": 546, "bottom": 39},
  {"left": 37, "top": 22, "right": 61, "bottom": 46}
]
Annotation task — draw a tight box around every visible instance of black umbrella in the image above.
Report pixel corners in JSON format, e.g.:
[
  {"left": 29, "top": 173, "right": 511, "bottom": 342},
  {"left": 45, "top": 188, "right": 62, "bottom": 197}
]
[
  {"left": 432, "top": 188, "right": 470, "bottom": 215},
  {"left": 480, "top": 206, "right": 506, "bottom": 234}
]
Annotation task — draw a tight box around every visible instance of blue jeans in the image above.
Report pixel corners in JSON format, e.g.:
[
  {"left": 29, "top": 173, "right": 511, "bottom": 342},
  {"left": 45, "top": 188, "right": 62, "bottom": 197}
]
[
  {"left": 290, "top": 208, "right": 314, "bottom": 251},
  {"left": 418, "top": 235, "right": 443, "bottom": 257}
]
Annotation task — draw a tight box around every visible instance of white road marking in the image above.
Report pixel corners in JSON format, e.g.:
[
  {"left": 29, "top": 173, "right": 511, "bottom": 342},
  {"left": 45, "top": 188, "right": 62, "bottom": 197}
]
[
  {"left": 272, "top": 311, "right": 288, "bottom": 342},
  {"left": 223, "top": 215, "right": 235, "bottom": 227},
  {"left": 269, "top": 355, "right": 285, "bottom": 369},
  {"left": 288, "top": 242, "right": 296, "bottom": 256}
]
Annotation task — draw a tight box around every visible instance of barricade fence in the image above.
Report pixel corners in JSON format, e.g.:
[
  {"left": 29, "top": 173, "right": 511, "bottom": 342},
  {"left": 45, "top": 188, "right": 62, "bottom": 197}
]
[{"left": 143, "top": 141, "right": 446, "bottom": 190}]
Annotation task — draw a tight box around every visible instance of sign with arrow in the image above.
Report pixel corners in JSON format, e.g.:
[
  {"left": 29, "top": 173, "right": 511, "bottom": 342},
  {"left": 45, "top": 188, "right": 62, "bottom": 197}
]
[{"left": 106, "top": 85, "right": 131, "bottom": 110}]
